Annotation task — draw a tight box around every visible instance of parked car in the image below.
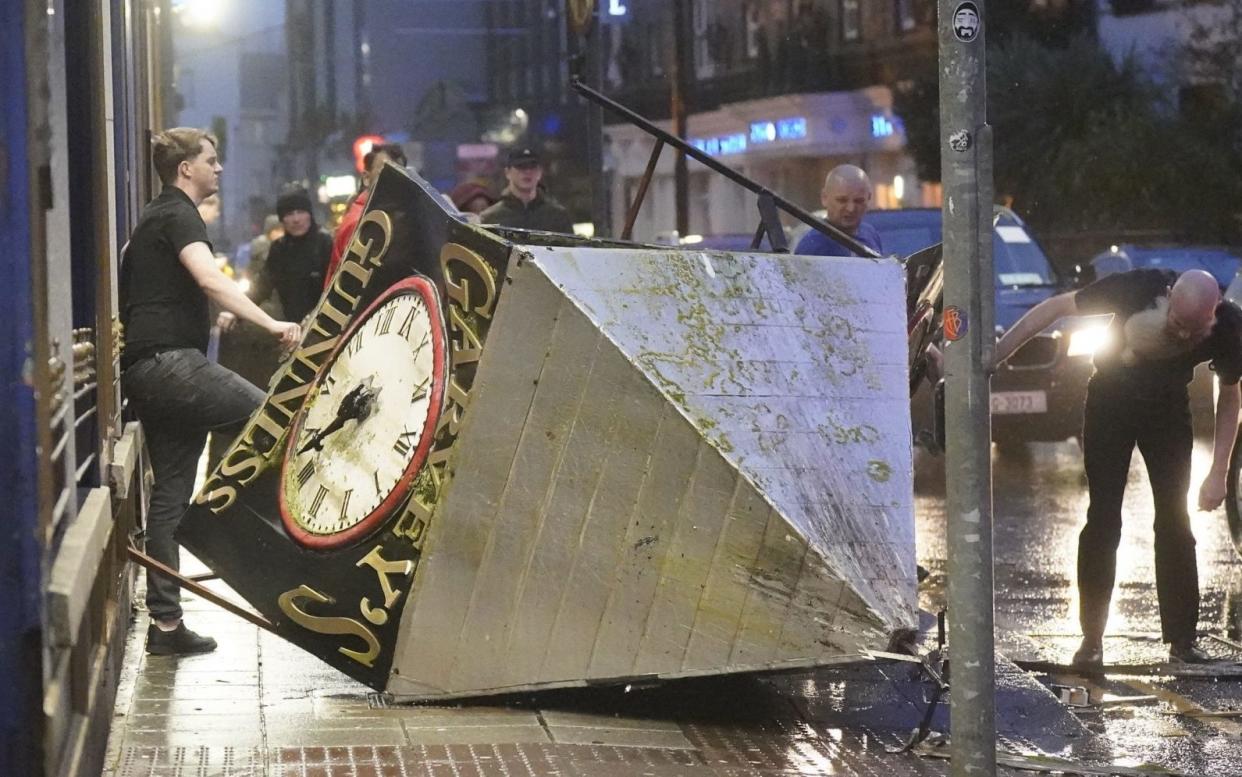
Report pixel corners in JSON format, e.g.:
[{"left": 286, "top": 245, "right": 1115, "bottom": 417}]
[
  {"left": 1090, "top": 244, "right": 1242, "bottom": 290},
  {"left": 862, "top": 207, "right": 1108, "bottom": 448}
]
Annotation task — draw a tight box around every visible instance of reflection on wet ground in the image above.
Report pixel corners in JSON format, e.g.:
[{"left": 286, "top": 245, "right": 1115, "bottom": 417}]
[
  {"left": 918, "top": 439, "right": 1242, "bottom": 776},
  {"left": 103, "top": 440, "right": 1242, "bottom": 776}
]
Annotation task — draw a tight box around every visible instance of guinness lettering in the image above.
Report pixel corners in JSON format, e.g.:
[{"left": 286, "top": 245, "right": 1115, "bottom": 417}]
[
  {"left": 277, "top": 543, "right": 416, "bottom": 664},
  {"left": 391, "top": 243, "right": 498, "bottom": 544},
  {"left": 196, "top": 211, "right": 395, "bottom": 512},
  {"left": 277, "top": 585, "right": 382, "bottom": 667},
  {"left": 357, "top": 546, "right": 414, "bottom": 626}
]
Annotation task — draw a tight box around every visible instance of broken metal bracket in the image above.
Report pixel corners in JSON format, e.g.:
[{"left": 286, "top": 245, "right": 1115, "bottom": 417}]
[
  {"left": 569, "top": 77, "right": 879, "bottom": 257},
  {"left": 126, "top": 543, "right": 277, "bottom": 635},
  {"left": 754, "top": 192, "right": 788, "bottom": 253}
]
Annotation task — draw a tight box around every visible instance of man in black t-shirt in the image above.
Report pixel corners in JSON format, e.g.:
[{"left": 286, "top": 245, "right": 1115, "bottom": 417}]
[
  {"left": 120, "top": 128, "right": 302, "bottom": 656},
  {"left": 994, "top": 268, "right": 1242, "bottom": 666}
]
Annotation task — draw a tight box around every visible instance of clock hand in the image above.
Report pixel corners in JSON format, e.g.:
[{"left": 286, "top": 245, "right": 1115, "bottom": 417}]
[{"left": 298, "top": 379, "right": 378, "bottom": 454}]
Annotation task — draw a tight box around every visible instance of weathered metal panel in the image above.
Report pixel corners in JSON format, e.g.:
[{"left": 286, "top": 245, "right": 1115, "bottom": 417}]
[
  {"left": 386, "top": 244, "right": 914, "bottom": 699},
  {"left": 535, "top": 363, "right": 666, "bottom": 682},
  {"left": 680, "top": 482, "right": 776, "bottom": 672},
  {"left": 391, "top": 254, "right": 563, "bottom": 692},
  {"left": 448, "top": 296, "right": 605, "bottom": 690},
  {"left": 528, "top": 248, "right": 916, "bottom": 634},
  {"left": 632, "top": 443, "right": 738, "bottom": 675},
  {"left": 498, "top": 322, "right": 623, "bottom": 685},
  {"left": 584, "top": 403, "right": 703, "bottom": 681}
]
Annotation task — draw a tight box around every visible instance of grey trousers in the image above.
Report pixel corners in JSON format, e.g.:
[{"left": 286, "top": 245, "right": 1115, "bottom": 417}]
[{"left": 123, "top": 348, "right": 264, "bottom": 621}]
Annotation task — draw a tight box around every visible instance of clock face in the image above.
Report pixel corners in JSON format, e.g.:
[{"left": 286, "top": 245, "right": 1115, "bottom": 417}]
[{"left": 279, "top": 276, "right": 446, "bottom": 549}]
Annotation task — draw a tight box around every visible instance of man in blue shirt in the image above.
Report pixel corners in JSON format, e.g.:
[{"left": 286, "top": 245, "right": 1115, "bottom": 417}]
[{"left": 794, "top": 164, "right": 883, "bottom": 257}]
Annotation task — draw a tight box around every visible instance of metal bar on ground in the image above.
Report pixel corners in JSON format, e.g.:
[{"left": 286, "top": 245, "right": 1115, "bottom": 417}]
[
  {"left": 622, "top": 139, "right": 664, "bottom": 241},
  {"left": 126, "top": 544, "right": 277, "bottom": 634},
  {"left": 937, "top": 0, "right": 997, "bottom": 775},
  {"left": 569, "top": 78, "right": 880, "bottom": 259}
]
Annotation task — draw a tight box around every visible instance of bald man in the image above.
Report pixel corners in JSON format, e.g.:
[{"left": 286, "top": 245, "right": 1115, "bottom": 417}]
[
  {"left": 994, "top": 268, "right": 1242, "bottom": 666},
  {"left": 794, "top": 164, "right": 883, "bottom": 257}
]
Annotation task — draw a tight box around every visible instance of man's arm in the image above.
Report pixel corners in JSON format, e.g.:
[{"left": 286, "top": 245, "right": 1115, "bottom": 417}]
[
  {"left": 991, "top": 291, "right": 1079, "bottom": 371},
  {"left": 180, "top": 241, "right": 301, "bottom": 348},
  {"left": 1199, "top": 380, "right": 1240, "bottom": 511}
]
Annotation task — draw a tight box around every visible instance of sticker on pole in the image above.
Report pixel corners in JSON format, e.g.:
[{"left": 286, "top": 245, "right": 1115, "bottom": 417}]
[
  {"left": 952, "top": 2, "right": 981, "bottom": 42},
  {"left": 944, "top": 306, "right": 969, "bottom": 342}
]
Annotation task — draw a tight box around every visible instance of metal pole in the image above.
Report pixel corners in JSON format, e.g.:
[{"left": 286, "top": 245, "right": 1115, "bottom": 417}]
[
  {"left": 937, "top": 1, "right": 996, "bottom": 775},
  {"left": 670, "top": 0, "right": 690, "bottom": 238},
  {"left": 585, "top": 5, "right": 608, "bottom": 236}
]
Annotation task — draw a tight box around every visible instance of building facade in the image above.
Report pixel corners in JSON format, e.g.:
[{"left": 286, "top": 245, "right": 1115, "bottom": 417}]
[
  {"left": 483, "top": 0, "right": 590, "bottom": 223},
  {"left": 172, "top": 1, "right": 286, "bottom": 250},
  {"left": 1096, "top": 0, "right": 1241, "bottom": 115},
  {"left": 283, "top": 0, "right": 492, "bottom": 206},
  {"left": 603, "top": 0, "right": 940, "bottom": 242}
]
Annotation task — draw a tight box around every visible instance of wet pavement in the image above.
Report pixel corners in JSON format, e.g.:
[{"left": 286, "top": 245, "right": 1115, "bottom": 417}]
[
  {"left": 103, "top": 439, "right": 1242, "bottom": 777},
  {"left": 916, "top": 438, "right": 1242, "bottom": 776}
]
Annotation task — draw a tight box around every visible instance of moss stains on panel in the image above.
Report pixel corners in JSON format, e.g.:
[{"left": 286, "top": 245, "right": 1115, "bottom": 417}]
[{"left": 866, "top": 460, "right": 893, "bottom": 483}]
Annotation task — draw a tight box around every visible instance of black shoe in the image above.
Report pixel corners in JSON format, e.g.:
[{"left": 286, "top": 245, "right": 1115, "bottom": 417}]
[
  {"left": 146, "top": 622, "right": 218, "bottom": 656},
  {"left": 1071, "top": 639, "right": 1103, "bottom": 668},
  {"left": 1169, "top": 641, "right": 1215, "bottom": 664}
]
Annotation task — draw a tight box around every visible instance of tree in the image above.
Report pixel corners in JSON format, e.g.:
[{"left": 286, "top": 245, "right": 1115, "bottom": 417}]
[
  {"left": 894, "top": 34, "right": 1242, "bottom": 243},
  {"left": 1177, "top": 0, "right": 1242, "bottom": 106}
]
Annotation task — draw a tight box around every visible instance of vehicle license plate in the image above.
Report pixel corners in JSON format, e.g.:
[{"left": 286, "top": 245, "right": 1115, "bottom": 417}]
[{"left": 990, "top": 390, "right": 1047, "bottom": 414}]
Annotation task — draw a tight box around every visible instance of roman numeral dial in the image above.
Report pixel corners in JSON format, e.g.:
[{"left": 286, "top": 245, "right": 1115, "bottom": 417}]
[{"left": 280, "top": 277, "right": 447, "bottom": 550}]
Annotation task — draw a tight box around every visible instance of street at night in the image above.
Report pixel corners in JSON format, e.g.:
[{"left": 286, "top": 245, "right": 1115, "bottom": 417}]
[
  {"left": 9, "top": 1, "right": 1242, "bottom": 775},
  {"left": 98, "top": 437, "right": 1242, "bottom": 777}
]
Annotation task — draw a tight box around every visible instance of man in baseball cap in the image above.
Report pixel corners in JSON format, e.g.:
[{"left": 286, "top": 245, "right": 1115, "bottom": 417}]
[{"left": 479, "top": 147, "right": 574, "bottom": 234}]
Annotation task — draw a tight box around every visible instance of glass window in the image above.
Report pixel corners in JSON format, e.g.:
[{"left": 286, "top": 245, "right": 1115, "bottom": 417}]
[
  {"left": 649, "top": 24, "right": 665, "bottom": 76},
  {"left": 744, "top": 3, "right": 763, "bottom": 59},
  {"left": 694, "top": 0, "right": 716, "bottom": 78},
  {"left": 841, "top": 0, "right": 862, "bottom": 41},
  {"left": 896, "top": 0, "right": 916, "bottom": 32}
]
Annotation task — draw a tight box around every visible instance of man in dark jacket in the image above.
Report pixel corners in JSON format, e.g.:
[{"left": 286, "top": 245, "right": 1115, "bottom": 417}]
[
  {"left": 479, "top": 147, "right": 575, "bottom": 234},
  {"left": 253, "top": 190, "right": 332, "bottom": 323}
]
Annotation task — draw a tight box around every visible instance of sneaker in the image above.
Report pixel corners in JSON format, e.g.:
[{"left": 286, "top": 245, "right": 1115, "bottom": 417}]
[
  {"left": 146, "top": 622, "right": 218, "bottom": 656},
  {"left": 1071, "top": 639, "right": 1103, "bottom": 668},
  {"left": 1168, "top": 641, "right": 1215, "bottom": 665}
]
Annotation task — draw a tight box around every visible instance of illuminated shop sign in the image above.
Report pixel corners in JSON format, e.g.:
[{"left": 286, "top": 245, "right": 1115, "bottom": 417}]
[
  {"left": 692, "top": 116, "right": 807, "bottom": 156},
  {"left": 690, "top": 132, "right": 748, "bottom": 156},
  {"left": 749, "top": 117, "right": 808, "bottom": 145},
  {"left": 871, "top": 114, "right": 902, "bottom": 138}
]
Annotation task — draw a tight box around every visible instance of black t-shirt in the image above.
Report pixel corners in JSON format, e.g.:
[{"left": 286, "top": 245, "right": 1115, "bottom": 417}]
[
  {"left": 119, "top": 187, "right": 212, "bottom": 369},
  {"left": 1074, "top": 268, "right": 1242, "bottom": 397}
]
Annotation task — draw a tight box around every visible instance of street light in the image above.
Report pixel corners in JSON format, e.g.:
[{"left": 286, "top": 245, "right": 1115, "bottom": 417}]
[{"left": 174, "top": 0, "right": 223, "bottom": 29}]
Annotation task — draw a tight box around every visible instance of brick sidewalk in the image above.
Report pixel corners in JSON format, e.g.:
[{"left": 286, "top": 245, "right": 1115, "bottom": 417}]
[{"left": 103, "top": 579, "right": 1002, "bottom": 777}]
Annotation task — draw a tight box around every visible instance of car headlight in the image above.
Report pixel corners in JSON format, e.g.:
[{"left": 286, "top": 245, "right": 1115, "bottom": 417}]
[{"left": 1067, "top": 325, "right": 1111, "bottom": 357}]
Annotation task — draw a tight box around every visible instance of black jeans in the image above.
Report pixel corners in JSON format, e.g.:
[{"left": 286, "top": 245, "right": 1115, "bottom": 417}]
[
  {"left": 1079, "top": 384, "right": 1198, "bottom": 645},
  {"left": 123, "top": 348, "right": 265, "bottom": 621}
]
